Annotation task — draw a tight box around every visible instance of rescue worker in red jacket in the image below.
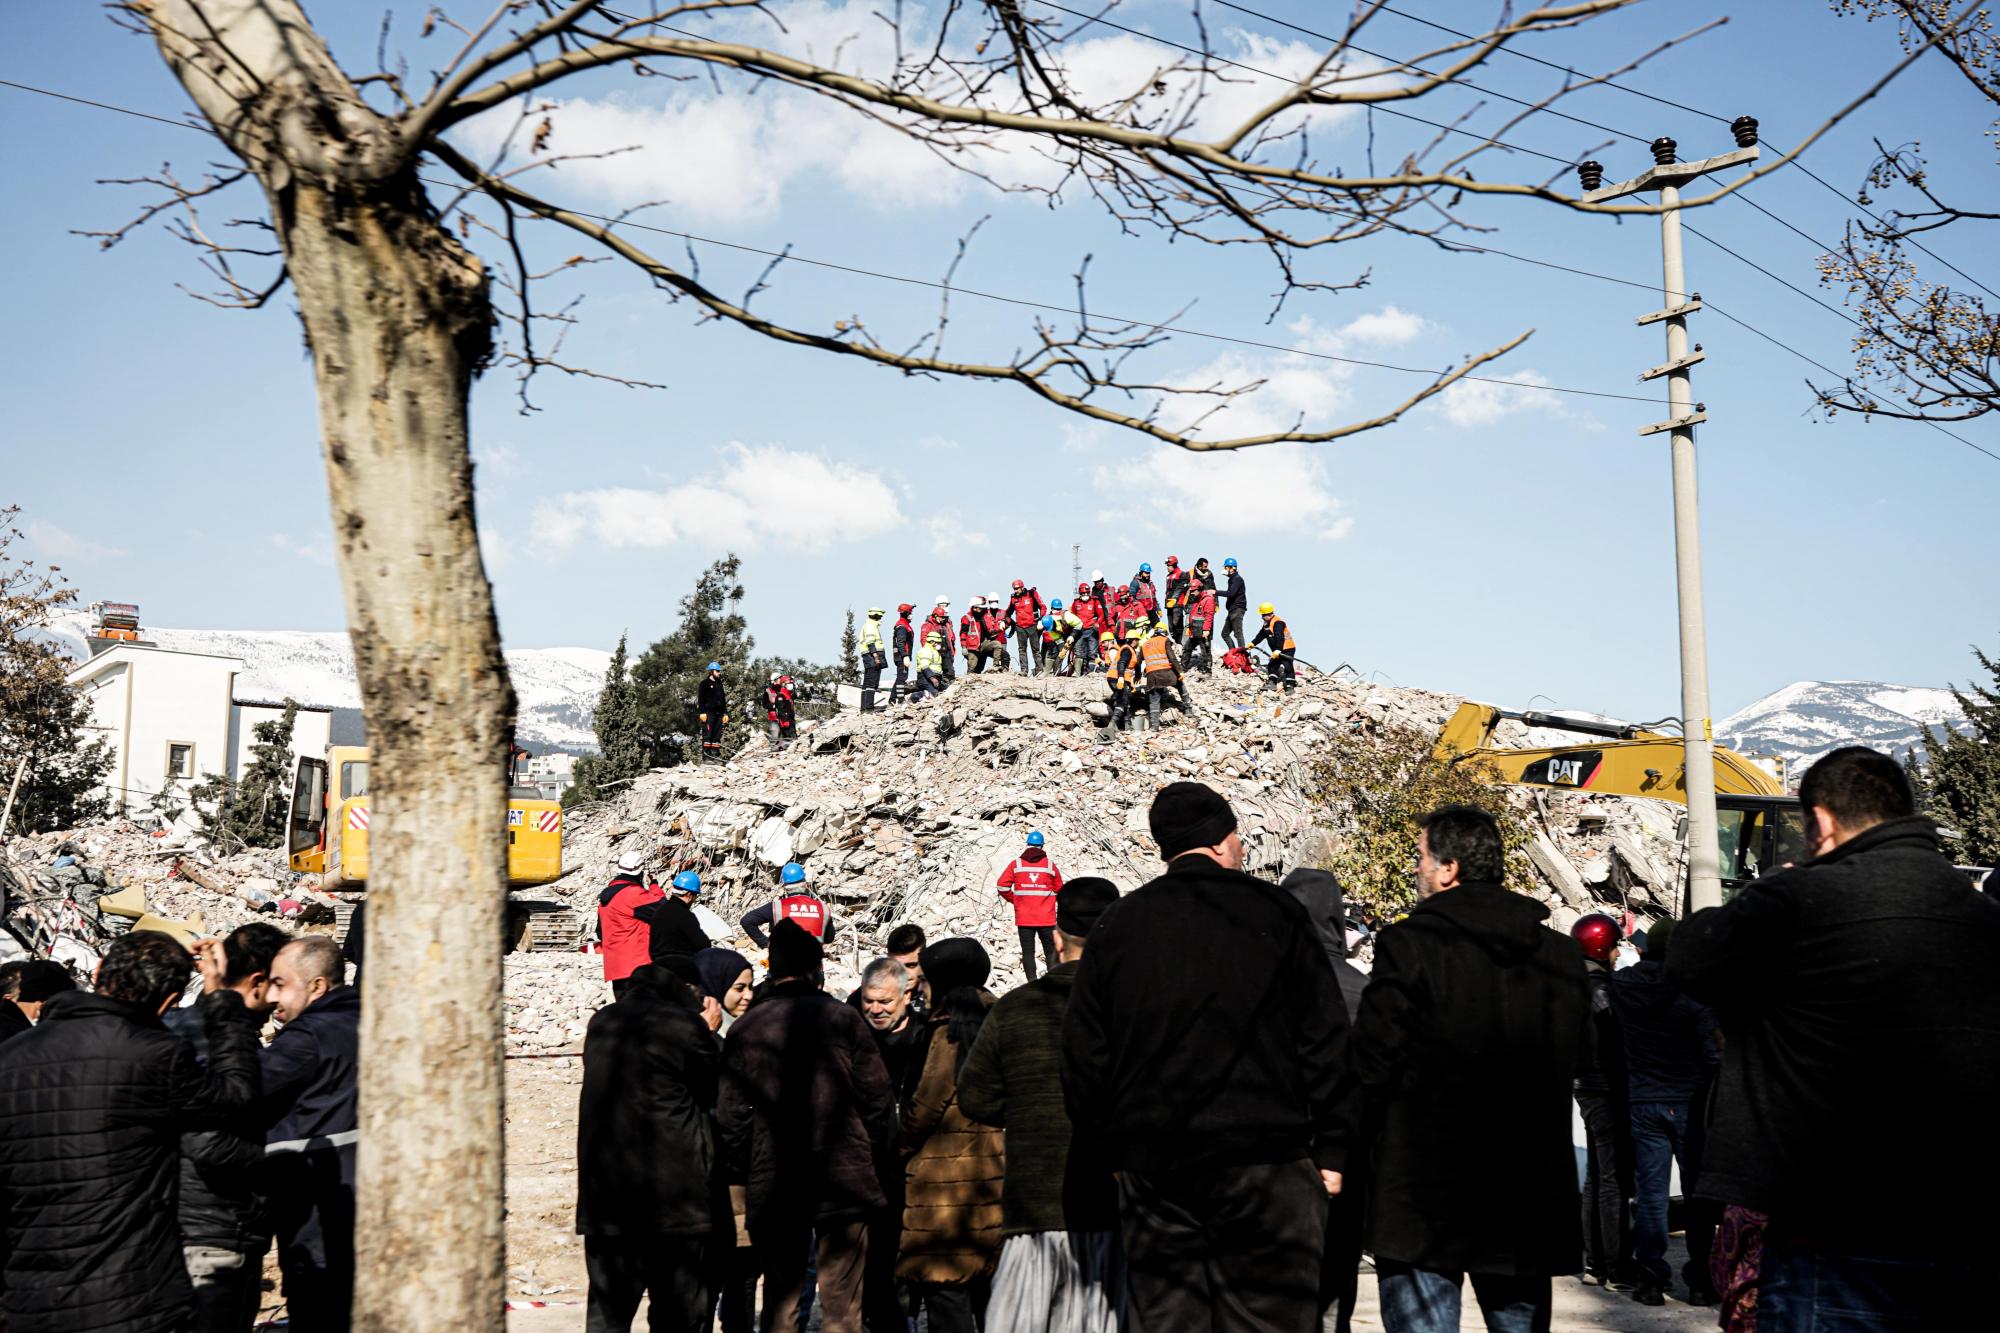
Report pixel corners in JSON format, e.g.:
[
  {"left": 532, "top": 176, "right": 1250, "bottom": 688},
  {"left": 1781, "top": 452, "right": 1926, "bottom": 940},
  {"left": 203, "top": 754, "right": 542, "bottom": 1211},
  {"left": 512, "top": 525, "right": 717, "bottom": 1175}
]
[
  {"left": 763, "top": 673, "right": 797, "bottom": 746},
  {"left": 1070, "top": 581, "right": 1103, "bottom": 672},
  {"left": 598, "top": 851, "right": 664, "bottom": 998},
  {"left": 1111, "top": 586, "right": 1144, "bottom": 639},
  {"left": 891, "top": 603, "right": 916, "bottom": 703},
  {"left": 1185, "top": 580, "right": 1218, "bottom": 674},
  {"left": 1251, "top": 602, "right": 1298, "bottom": 692},
  {"left": 1162, "top": 555, "right": 1191, "bottom": 645},
  {"left": 960, "top": 597, "right": 999, "bottom": 674},
  {"left": 740, "top": 861, "right": 837, "bottom": 947},
  {"left": 923, "top": 596, "right": 956, "bottom": 682},
  {"left": 1128, "top": 562, "right": 1159, "bottom": 620},
  {"left": 995, "top": 831, "right": 1065, "bottom": 980},
  {"left": 1007, "top": 580, "right": 1046, "bottom": 676},
  {"left": 979, "top": 594, "right": 1012, "bottom": 672},
  {"left": 1089, "top": 570, "right": 1114, "bottom": 620}
]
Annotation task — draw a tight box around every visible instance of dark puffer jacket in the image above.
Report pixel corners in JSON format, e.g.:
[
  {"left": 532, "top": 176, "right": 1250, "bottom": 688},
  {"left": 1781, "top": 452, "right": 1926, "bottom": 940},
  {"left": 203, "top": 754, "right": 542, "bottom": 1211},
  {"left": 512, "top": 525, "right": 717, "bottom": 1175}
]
[
  {"left": 1280, "top": 868, "right": 1370, "bottom": 1020},
  {"left": 0, "top": 989, "right": 259, "bottom": 1333},
  {"left": 165, "top": 1003, "right": 271, "bottom": 1254}
]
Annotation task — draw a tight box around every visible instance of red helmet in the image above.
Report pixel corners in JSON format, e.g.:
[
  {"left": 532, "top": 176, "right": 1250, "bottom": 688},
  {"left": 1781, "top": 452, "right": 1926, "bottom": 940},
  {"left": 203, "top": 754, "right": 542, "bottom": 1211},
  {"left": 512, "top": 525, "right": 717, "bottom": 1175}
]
[
  {"left": 1078, "top": 581, "right": 1091, "bottom": 593},
  {"left": 1012, "top": 579, "right": 1025, "bottom": 590},
  {"left": 1166, "top": 555, "right": 1179, "bottom": 566},
  {"left": 897, "top": 602, "right": 914, "bottom": 615},
  {"left": 1570, "top": 913, "right": 1621, "bottom": 963}
]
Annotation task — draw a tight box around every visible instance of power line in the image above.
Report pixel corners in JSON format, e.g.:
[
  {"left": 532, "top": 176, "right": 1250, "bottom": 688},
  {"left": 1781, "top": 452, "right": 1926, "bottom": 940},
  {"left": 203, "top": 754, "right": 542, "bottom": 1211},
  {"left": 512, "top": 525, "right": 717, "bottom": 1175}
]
[
  {"left": 1782, "top": 155, "right": 2000, "bottom": 302},
  {"left": 0, "top": 74, "right": 1661, "bottom": 406}
]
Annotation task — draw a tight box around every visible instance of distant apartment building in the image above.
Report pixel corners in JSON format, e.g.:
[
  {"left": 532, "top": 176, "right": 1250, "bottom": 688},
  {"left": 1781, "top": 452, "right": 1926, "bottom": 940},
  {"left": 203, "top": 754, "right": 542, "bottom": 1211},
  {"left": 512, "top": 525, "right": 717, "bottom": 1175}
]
[{"left": 518, "top": 751, "right": 576, "bottom": 801}]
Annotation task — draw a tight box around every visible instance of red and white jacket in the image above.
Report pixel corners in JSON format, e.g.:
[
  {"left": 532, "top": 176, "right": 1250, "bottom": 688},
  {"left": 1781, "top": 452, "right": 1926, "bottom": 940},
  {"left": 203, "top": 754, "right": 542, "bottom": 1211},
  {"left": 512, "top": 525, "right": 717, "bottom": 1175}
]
[{"left": 996, "top": 849, "right": 1065, "bottom": 928}]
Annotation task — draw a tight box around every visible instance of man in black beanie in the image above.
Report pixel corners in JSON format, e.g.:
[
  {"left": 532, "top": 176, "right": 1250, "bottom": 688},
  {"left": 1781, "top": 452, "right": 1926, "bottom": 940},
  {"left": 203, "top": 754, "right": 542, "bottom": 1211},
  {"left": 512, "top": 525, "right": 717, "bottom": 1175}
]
[{"left": 1063, "top": 783, "right": 1349, "bottom": 1333}]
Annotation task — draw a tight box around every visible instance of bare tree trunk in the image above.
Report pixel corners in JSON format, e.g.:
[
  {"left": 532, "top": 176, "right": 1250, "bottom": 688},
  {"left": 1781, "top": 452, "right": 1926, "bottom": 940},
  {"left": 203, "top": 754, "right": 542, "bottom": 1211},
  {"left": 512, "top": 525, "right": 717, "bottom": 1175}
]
[{"left": 283, "top": 179, "right": 511, "bottom": 1331}]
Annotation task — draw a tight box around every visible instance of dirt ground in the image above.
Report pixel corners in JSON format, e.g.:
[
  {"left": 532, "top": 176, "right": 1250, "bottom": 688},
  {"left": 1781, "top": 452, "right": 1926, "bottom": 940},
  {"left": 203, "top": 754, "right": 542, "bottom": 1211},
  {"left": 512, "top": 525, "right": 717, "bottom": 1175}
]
[{"left": 499, "top": 1053, "right": 1718, "bottom": 1332}]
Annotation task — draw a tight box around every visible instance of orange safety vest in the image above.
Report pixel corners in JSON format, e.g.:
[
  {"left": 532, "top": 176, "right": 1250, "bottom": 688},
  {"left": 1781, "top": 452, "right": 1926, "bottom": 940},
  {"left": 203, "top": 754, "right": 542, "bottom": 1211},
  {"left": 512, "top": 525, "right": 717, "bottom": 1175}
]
[
  {"left": 1105, "top": 646, "right": 1132, "bottom": 688},
  {"left": 1267, "top": 617, "right": 1295, "bottom": 652},
  {"left": 1140, "top": 635, "right": 1173, "bottom": 674}
]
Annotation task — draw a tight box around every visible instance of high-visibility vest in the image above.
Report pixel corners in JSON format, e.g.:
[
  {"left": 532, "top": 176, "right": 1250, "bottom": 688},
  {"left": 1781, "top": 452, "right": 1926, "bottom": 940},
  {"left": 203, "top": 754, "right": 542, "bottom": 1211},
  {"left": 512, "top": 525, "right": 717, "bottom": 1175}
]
[
  {"left": 775, "top": 893, "right": 827, "bottom": 938},
  {"left": 1104, "top": 647, "right": 1130, "bottom": 687},
  {"left": 1268, "top": 617, "right": 1296, "bottom": 652},
  {"left": 916, "top": 640, "right": 942, "bottom": 672},
  {"left": 1140, "top": 635, "right": 1173, "bottom": 674},
  {"left": 860, "top": 620, "right": 884, "bottom": 651}
]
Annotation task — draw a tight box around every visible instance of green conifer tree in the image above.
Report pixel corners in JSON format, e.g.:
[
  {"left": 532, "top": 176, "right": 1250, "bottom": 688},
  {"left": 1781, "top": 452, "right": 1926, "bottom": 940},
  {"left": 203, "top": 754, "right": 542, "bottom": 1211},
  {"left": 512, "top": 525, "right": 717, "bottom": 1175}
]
[
  {"left": 1912, "top": 636, "right": 2000, "bottom": 865},
  {"left": 840, "top": 608, "right": 859, "bottom": 682},
  {"left": 191, "top": 700, "right": 300, "bottom": 850},
  {"left": 569, "top": 633, "right": 647, "bottom": 805},
  {"left": 0, "top": 507, "right": 111, "bottom": 834}
]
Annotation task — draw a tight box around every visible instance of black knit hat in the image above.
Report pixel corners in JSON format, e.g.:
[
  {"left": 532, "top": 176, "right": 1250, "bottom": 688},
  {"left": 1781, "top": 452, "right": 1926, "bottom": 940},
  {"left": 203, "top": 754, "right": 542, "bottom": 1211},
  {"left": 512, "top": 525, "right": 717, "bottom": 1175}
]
[
  {"left": 768, "top": 919, "right": 824, "bottom": 979},
  {"left": 1056, "top": 878, "right": 1120, "bottom": 936},
  {"left": 1150, "top": 781, "right": 1239, "bottom": 861}
]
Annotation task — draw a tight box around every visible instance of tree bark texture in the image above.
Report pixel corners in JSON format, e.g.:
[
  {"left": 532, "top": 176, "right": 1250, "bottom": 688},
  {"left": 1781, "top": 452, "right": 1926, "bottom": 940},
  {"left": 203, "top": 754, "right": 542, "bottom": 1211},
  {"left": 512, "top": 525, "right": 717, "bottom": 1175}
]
[{"left": 142, "top": 3, "right": 512, "bottom": 1327}]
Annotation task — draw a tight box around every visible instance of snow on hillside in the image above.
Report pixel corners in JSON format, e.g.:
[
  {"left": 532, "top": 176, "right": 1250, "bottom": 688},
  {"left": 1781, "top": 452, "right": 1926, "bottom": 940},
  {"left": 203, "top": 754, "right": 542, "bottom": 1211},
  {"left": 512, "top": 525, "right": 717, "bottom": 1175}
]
[
  {"left": 42, "top": 613, "right": 609, "bottom": 752},
  {"left": 1719, "top": 680, "right": 1966, "bottom": 773}
]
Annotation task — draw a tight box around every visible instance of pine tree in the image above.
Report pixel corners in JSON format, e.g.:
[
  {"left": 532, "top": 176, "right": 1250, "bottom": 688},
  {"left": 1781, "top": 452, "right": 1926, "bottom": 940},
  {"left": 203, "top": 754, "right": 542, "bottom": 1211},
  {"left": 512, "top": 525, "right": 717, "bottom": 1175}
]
[
  {"left": 631, "top": 557, "right": 761, "bottom": 762},
  {"left": 191, "top": 701, "right": 300, "bottom": 851},
  {"left": 569, "top": 633, "right": 648, "bottom": 805},
  {"left": 1912, "top": 636, "right": 2000, "bottom": 865},
  {"left": 0, "top": 507, "right": 111, "bottom": 834},
  {"left": 840, "top": 608, "right": 859, "bottom": 683}
]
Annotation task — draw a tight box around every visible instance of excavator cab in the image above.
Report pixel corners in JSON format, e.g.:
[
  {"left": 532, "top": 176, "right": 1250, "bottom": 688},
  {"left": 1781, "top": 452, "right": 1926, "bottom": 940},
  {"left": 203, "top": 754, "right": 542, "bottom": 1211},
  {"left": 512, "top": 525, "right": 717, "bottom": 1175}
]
[{"left": 1713, "top": 795, "right": 1810, "bottom": 897}]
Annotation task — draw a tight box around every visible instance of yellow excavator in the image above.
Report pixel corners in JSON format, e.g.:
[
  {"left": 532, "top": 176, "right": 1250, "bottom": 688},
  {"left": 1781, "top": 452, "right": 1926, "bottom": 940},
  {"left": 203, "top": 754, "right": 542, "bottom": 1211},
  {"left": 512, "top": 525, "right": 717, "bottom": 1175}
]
[
  {"left": 286, "top": 743, "right": 575, "bottom": 949},
  {"left": 1434, "top": 701, "right": 1806, "bottom": 894}
]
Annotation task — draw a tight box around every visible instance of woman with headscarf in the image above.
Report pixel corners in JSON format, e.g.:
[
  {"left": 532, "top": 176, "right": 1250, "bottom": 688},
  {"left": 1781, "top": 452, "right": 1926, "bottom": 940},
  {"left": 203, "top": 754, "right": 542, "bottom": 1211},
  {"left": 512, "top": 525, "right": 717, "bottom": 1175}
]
[
  {"left": 896, "top": 938, "right": 1005, "bottom": 1333},
  {"left": 693, "top": 946, "right": 757, "bottom": 1333}
]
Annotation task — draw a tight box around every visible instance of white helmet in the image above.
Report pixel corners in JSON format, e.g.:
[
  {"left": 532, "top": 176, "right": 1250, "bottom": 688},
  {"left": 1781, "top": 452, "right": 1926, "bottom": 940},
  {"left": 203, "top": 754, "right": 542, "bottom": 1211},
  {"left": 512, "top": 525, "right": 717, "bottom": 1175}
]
[
  {"left": 770, "top": 671, "right": 782, "bottom": 683},
  {"left": 1091, "top": 569, "right": 1104, "bottom": 581},
  {"left": 988, "top": 592, "right": 1000, "bottom": 605},
  {"left": 935, "top": 594, "right": 950, "bottom": 606},
  {"left": 970, "top": 596, "right": 985, "bottom": 609}
]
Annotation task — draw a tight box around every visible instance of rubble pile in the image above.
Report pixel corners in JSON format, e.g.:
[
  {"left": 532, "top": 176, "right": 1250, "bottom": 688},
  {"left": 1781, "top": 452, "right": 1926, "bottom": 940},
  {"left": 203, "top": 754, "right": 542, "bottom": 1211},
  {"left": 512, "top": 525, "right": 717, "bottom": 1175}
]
[{"left": 560, "top": 665, "right": 1684, "bottom": 993}]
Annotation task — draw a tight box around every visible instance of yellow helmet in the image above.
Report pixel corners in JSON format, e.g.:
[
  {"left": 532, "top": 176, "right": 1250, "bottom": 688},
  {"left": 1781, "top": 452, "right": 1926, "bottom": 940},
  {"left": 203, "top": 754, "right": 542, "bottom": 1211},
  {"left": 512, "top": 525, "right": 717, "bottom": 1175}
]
[
  {"left": 1099, "top": 631, "right": 1115, "bottom": 643},
  {"left": 1258, "top": 601, "right": 1275, "bottom": 616},
  {"left": 1126, "top": 627, "right": 1145, "bottom": 641}
]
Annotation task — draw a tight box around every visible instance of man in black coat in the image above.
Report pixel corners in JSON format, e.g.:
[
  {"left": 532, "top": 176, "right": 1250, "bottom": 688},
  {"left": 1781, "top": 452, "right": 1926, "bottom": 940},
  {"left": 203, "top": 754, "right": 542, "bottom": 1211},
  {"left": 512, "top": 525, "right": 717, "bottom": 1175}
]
[
  {"left": 1327, "top": 805, "right": 1587, "bottom": 1333},
  {"left": 1669, "top": 747, "right": 2000, "bottom": 1329},
  {"left": 1221, "top": 559, "right": 1248, "bottom": 651},
  {"left": 577, "top": 960, "right": 727, "bottom": 1332},
  {"left": 1064, "top": 783, "right": 1347, "bottom": 1333},
  {"left": 0, "top": 959, "right": 76, "bottom": 1042},
  {"left": 717, "top": 922, "right": 896, "bottom": 1333},
  {"left": 260, "top": 937, "right": 360, "bottom": 1333},
  {"left": 166, "top": 921, "right": 292, "bottom": 1333},
  {"left": 0, "top": 930, "right": 260, "bottom": 1333}
]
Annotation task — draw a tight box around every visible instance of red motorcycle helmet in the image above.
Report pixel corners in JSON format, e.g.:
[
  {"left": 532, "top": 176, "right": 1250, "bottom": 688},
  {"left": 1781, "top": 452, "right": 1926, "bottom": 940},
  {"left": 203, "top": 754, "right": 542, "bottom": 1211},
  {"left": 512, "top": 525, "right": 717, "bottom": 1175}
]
[{"left": 1570, "top": 912, "right": 1621, "bottom": 963}]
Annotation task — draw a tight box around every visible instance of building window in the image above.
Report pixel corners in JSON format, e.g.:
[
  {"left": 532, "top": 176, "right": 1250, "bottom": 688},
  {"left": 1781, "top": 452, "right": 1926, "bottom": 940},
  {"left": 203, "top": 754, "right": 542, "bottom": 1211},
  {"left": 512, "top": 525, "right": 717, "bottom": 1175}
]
[{"left": 167, "top": 742, "right": 195, "bottom": 780}]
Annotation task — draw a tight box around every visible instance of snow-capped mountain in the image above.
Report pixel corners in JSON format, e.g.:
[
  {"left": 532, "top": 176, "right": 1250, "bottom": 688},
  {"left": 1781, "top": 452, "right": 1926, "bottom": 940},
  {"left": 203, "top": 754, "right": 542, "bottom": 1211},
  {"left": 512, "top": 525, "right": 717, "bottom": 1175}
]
[
  {"left": 42, "top": 613, "right": 609, "bottom": 752},
  {"left": 1718, "top": 680, "right": 1967, "bottom": 774}
]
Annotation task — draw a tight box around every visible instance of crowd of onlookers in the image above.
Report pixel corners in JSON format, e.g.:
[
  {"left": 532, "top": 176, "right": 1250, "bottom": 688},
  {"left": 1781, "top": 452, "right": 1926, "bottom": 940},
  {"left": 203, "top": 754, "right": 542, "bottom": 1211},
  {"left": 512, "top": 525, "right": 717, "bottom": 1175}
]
[{"left": 1, "top": 739, "right": 1995, "bottom": 1333}]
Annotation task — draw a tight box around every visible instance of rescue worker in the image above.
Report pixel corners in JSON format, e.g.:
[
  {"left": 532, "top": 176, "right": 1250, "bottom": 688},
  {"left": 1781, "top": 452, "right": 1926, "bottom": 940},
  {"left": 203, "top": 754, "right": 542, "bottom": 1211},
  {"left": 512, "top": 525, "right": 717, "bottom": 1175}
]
[
  {"left": 995, "top": 831, "right": 1065, "bottom": 981},
  {"left": 1007, "top": 580, "right": 1046, "bottom": 676},
  {"left": 1140, "top": 623, "right": 1190, "bottom": 730},
  {"left": 1101, "top": 632, "right": 1133, "bottom": 732},
  {"left": 740, "top": 862, "right": 837, "bottom": 947},
  {"left": 1222, "top": 557, "right": 1247, "bottom": 651},
  {"left": 924, "top": 596, "right": 956, "bottom": 683},
  {"left": 892, "top": 603, "right": 916, "bottom": 704},
  {"left": 599, "top": 851, "right": 664, "bottom": 998},
  {"left": 959, "top": 597, "right": 991, "bottom": 674},
  {"left": 1251, "top": 602, "right": 1297, "bottom": 692},
  {"left": 1071, "top": 582, "right": 1103, "bottom": 672},
  {"left": 1128, "top": 562, "right": 1159, "bottom": 620},
  {"left": 1046, "top": 600, "right": 1083, "bottom": 675},
  {"left": 698, "top": 661, "right": 729, "bottom": 759},
  {"left": 1111, "top": 586, "right": 1142, "bottom": 639},
  {"left": 980, "top": 594, "right": 1012, "bottom": 672},
  {"left": 859, "top": 611, "right": 888, "bottom": 713},
  {"left": 636, "top": 869, "right": 711, "bottom": 965},
  {"left": 914, "top": 630, "right": 948, "bottom": 700},
  {"left": 1185, "top": 580, "right": 1218, "bottom": 674},
  {"left": 1162, "top": 556, "right": 1190, "bottom": 644},
  {"left": 1089, "top": 570, "right": 1114, "bottom": 620},
  {"left": 1038, "top": 614, "right": 1063, "bottom": 676},
  {"left": 762, "top": 673, "right": 797, "bottom": 746}
]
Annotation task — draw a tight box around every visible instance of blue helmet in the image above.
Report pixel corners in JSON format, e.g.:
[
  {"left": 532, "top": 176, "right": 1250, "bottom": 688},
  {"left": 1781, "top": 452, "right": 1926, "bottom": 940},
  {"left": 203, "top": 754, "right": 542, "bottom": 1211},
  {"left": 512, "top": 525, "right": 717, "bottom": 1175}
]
[
  {"left": 780, "top": 862, "right": 806, "bottom": 886},
  {"left": 705, "top": 661, "right": 721, "bottom": 672},
  {"left": 672, "top": 870, "right": 702, "bottom": 894},
  {"left": 1223, "top": 557, "right": 1237, "bottom": 568},
  {"left": 1039, "top": 615, "right": 1055, "bottom": 631},
  {"left": 1026, "top": 830, "right": 1045, "bottom": 848},
  {"left": 1139, "top": 562, "right": 1152, "bottom": 574},
  {"left": 1051, "top": 598, "right": 1064, "bottom": 611}
]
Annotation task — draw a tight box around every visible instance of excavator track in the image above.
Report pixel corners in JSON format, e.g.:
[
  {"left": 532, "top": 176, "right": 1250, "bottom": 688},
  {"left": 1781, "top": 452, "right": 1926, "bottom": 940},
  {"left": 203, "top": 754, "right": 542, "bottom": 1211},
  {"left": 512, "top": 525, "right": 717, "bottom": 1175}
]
[{"left": 506, "top": 900, "right": 583, "bottom": 953}]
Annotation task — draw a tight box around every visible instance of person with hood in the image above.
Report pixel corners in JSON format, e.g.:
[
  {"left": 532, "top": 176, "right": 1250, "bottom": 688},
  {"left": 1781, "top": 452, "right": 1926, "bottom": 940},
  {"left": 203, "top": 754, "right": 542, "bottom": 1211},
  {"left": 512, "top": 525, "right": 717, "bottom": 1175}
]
[
  {"left": 897, "top": 938, "right": 1006, "bottom": 1333},
  {"left": 718, "top": 921, "right": 897, "bottom": 1333},
  {"left": 892, "top": 603, "right": 916, "bottom": 703},
  {"left": 699, "top": 661, "right": 731, "bottom": 756},
  {"left": 1008, "top": 581, "right": 1046, "bottom": 676},
  {"left": 0, "top": 931, "right": 259, "bottom": 1333},
  {"left": 260, "top": 937, "right": 362, "bottom": 1333},
  {"left": 1161, "top": 556, "right": 1189, "bottom": 643},
  {"left": 1668, "top": 747, "right": 2000, "bottom": 1329},
  {"left": 924, "top": 597, "right": 957, "bottom": 683},
  {"left": 1570, "top": 913, "right": 1637, "bottom": 1293},
  {"left": 859, "top": 612, "right": 889, "bottom": 713},
  {"left": 1127, "top": 563, "right": 1159, "bottom": 621},
  {"left": 694, "top": 945, "right": 760, "bottom": 1333},
  {"left": 167, "top": 922, "right": 290, "bottom": 1333},
  {"left": 1280, "top": 869, "right": 1369, "bottom": 1333},
  {"left": 599, "top": 852, "right": 664, "bottom": 998},
  {"left": 637, "top": 870, "right": 713, "bottom": 968},
  {"left": 1608, "top": 918, "right": 1719, "bottom": 1307},
  {"left": 1327, "top": 805, "right": 1587, "bottom": 1332},
  {"left": 1063, "top": 783, "right": 1347, "bottom": 1333},
  {"left": 577, "top": 958, "right": 728, "bottom": 1333},
  {"left": 959, "top": 879, "right": 1125, "bottom": 1333},
  {"left": 996, "top": 831, "right": 1065, "bottom": 981},
  {"left": 1221, "top": 557, "right": 1247, "bottom": 651},
  {"left": 695, "top": 947, "right": 756, "bottom": 1035}
]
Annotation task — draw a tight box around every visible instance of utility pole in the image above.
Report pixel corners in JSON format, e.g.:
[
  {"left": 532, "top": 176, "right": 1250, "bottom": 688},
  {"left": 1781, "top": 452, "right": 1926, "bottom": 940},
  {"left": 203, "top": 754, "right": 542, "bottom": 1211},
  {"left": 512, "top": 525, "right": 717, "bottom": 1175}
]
[
  {"left": 1071, "top": 543, "right": 1082, "bottom": 592},
  {"left": 1580, "top": 116, "right": 1759, "bottom": 913}
]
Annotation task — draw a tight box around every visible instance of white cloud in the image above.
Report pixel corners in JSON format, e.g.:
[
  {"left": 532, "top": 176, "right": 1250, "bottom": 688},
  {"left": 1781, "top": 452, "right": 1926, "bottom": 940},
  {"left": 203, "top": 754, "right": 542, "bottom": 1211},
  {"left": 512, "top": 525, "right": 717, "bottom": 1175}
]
[
  {"left": 1096, "top": 444, "right": 1352, "bottom": 541},
  {"left": 923, "top": 509, "right": 990, "bottom": 554},
  {"left": 1435, "top": 370, "right": 1577, "bottom": 428},
  {"left": 532, "top": 443, "right": 903, "bottom": 553},
  {"left": 268, "top": 533, "right": 334, "bottom": 567},
  {"left": 1335, "top": 305, "right": 1429, "bottom": 346},
  {"left": 26, "top": 521, "right": 124, "bottom": 562}
]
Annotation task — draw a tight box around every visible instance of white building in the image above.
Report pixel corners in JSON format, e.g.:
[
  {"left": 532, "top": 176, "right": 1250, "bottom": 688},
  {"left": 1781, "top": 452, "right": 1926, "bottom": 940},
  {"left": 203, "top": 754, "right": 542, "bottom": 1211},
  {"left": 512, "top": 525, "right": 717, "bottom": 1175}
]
[
  {"left": 518, "top": 751, "right": 576, "bottom": 801},
  {"left": 66, "top": 641, "right": 333, "bottom": 819}
]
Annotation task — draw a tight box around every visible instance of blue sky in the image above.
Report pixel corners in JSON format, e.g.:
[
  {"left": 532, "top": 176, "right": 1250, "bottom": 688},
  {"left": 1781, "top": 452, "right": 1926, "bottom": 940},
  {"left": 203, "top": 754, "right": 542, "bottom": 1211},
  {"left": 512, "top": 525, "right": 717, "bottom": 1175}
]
[{"left": 4, "top": 0, "right": 1996, "bottom": 725}]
